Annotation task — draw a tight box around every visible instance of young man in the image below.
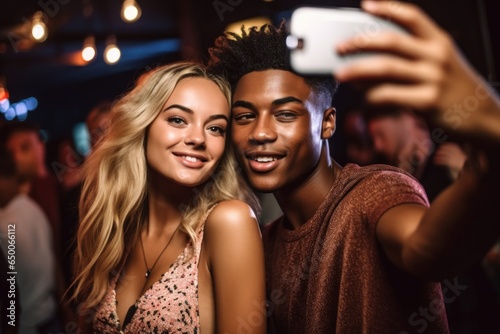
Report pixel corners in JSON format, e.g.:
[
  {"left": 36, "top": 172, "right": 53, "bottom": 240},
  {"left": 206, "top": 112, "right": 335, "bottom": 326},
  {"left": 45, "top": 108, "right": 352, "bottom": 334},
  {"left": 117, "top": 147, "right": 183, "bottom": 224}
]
[{"left": 208, "top": 1, "right": 500, "bottom": 333}]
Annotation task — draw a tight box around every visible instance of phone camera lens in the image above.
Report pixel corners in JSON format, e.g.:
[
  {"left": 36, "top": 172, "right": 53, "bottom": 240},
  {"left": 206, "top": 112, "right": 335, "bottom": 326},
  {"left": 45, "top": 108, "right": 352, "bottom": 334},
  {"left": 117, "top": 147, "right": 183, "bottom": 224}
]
[{"left": 286, "top": 35, "right": 304, "bottom": 50}]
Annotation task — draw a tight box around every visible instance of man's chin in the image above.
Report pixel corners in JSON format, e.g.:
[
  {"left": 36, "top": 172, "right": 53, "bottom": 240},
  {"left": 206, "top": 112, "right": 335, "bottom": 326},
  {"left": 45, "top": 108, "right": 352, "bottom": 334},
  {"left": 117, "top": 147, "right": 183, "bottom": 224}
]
[{"left": 246, "top": 177, "right": 281, "bottom": 194}]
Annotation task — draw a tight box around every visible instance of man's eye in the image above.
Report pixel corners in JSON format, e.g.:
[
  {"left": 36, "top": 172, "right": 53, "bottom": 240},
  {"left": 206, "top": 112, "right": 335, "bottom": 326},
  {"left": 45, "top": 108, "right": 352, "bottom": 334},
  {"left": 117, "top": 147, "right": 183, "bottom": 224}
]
[
  {"left": 233, "top": 113, "right": 255, "bottom": 121},
  {"left": 276, "top": 111, "right": 297, "bottom": 120},
  {"left": 168, "top": 116, "right": 186, "bottom": 125}
]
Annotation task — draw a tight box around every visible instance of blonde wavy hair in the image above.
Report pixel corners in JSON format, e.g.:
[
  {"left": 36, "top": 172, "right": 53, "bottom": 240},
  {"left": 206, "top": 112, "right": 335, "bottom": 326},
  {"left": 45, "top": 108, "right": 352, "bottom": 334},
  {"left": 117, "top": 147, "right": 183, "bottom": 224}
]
[{"left": 72, "top": 61, "right": 260, "bottom": 310}]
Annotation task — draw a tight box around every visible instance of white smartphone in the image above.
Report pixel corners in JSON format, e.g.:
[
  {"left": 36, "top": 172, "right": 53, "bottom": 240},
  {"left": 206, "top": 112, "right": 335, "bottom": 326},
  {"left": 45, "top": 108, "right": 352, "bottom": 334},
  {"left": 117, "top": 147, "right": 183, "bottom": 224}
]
[{"left": 287, "top": 6, "right": 408, "bottom": 76}]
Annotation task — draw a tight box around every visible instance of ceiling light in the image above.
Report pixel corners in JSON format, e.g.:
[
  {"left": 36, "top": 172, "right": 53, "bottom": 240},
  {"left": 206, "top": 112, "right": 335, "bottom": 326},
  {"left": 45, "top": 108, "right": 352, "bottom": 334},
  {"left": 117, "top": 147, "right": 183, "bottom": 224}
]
[
  {"left": 104, "top": 36, "right": 121, "bottom": 65},
  {"left": 225, "top": 17, "right": 271, "bottom": 37},
  {"left": 31, "top": 11, "right": 48, "bottom": 42},
  {"left": 121, "top": 0, "right": 142, "bottom": 23},
  {"left": 82, "top": 36, "right": 96, "bottom": 62}
]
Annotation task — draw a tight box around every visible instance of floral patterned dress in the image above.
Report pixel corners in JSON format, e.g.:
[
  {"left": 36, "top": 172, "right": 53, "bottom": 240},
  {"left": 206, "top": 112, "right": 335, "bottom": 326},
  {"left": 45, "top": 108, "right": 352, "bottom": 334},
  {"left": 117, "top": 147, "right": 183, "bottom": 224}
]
[{"left": 92, "top": 207, "right": 216, "bottom": 333}]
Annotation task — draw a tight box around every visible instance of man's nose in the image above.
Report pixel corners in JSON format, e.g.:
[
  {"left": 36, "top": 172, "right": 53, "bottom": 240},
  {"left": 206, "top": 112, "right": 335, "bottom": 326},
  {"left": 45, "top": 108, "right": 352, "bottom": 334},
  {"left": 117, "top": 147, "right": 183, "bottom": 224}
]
[{"left": 249, "top": 117, "right": 277, "bottom": 144}]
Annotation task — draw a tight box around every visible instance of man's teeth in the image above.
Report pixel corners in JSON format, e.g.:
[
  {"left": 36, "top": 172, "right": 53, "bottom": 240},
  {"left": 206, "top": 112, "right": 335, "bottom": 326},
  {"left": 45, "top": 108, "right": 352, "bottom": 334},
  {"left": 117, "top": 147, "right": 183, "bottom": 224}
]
[
  {"left": 254, "top": 157, "right": 278, "bottom": 163},
  {"left": 183, "top": 156, "right": 201, "bottom": 162}
]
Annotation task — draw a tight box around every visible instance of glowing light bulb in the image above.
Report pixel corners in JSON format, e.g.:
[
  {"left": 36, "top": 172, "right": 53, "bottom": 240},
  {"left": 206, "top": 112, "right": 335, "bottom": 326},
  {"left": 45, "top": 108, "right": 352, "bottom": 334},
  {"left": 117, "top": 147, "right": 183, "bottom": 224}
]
[
  {"left": 82, "top": 36, "right": 96, "bottom": 62},
  {"left": 121, "top": 0, "right": 141, "bottom": 22},
  {"left": 104, "top": 36, "right": 121, "bottom": 64},
  {"left": 32, "top": 12, "right": 48, "bottom": 42},
  {"left": 32, "top": 23, "right": 45, "bottom": 40},
  {"left": 82, "top": 46, "right": 96, "bottom": 62}
]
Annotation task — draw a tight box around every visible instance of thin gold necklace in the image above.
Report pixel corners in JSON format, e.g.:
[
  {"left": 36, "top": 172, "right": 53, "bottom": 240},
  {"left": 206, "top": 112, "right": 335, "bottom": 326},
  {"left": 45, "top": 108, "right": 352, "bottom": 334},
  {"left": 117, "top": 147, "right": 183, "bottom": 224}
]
[
  {"left": 120, "top": 224, "right": 181, "bottom": 330},
  {"left": 139, "top": 224, "right": 179, "bottom": 279}
]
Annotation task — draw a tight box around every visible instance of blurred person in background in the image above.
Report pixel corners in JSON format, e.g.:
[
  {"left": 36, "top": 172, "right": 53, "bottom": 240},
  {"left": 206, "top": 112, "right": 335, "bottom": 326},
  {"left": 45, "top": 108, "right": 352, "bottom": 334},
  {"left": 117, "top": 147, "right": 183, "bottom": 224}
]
[
  {"left": 366, "top": 107, "right": 462, "bottom": 201},
  {"left": 0, "top": 148, "right": 60, "bottom": 334},
  {"left": 366, "top": 107, "right": 500, "bottom": 332},
  {"left": 0, "top": 122, "right": 61, "bottom": 233}
]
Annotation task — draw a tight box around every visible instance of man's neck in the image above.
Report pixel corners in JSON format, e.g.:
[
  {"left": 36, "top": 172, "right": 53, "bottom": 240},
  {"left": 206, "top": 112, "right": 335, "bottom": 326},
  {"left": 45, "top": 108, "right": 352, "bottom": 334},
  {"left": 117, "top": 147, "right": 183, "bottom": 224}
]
[{"left": 274, "top": 145, "right": 341, "bottom": 230}]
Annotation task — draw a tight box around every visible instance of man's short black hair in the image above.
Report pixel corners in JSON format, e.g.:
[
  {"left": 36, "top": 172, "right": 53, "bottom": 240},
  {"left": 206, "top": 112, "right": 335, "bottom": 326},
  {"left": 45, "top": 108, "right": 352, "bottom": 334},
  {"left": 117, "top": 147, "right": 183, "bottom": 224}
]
[{"left": 207, "top": 20, "right": 338, "bottom": 109}]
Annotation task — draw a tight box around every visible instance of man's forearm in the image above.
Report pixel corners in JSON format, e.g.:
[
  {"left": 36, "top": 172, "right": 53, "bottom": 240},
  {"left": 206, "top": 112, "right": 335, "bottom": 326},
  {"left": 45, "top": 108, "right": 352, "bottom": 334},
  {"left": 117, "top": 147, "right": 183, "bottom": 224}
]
[{"left": 406, "top": 148, "right": 500, "bottom": 280}]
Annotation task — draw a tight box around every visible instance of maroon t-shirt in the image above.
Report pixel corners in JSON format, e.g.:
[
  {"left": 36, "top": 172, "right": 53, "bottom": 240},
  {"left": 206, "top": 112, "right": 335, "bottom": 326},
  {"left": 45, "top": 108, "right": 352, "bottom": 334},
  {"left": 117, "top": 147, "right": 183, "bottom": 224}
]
[{"left": 264, "top": 164, "right": 449, "bottom": 334}]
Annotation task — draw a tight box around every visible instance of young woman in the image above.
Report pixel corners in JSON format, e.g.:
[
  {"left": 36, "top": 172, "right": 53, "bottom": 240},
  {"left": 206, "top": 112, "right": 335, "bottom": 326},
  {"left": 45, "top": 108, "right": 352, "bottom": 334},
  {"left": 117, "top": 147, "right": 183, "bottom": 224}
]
[{"left": 72, "top": 62, "right": 266, "bottom": 333}]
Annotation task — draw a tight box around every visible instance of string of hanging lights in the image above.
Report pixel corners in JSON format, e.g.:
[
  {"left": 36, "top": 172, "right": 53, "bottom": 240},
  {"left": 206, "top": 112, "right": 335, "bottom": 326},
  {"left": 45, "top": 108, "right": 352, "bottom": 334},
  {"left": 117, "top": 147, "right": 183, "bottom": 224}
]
[{"left": 28, "top": 1, "right": 141, "bottom": 65}]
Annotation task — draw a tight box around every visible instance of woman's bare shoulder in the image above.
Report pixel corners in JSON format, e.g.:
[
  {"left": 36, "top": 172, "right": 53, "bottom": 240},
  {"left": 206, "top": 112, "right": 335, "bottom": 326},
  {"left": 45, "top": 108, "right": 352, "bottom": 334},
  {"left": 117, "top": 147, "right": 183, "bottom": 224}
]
[{"left": 204, "top": 199, "right": 261, "bottom": 249}]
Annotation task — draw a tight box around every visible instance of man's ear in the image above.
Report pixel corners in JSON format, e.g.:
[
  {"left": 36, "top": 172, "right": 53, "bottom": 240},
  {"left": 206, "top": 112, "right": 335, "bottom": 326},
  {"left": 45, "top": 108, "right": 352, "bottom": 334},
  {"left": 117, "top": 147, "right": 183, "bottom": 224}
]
[{"left": 321, "top": 108, "right": 336, "bottom": 139}]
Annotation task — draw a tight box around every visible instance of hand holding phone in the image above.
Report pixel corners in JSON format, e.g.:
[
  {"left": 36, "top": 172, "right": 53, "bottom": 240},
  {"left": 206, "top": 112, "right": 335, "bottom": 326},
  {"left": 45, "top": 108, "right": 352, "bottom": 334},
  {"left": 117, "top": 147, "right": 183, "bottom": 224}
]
[
  {"left": 287, "top": 7, "right": 408, "bottom": 76},
  {"left": 290, "top": 1, "right": 500, "bottom": 144}
]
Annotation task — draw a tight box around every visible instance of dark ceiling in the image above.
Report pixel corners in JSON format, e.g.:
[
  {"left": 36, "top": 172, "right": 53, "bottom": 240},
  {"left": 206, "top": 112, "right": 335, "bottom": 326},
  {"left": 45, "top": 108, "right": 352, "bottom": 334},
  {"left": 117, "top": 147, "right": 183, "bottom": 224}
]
[{"left": 0, "top": 0, "right": 499, "bottom": 144}]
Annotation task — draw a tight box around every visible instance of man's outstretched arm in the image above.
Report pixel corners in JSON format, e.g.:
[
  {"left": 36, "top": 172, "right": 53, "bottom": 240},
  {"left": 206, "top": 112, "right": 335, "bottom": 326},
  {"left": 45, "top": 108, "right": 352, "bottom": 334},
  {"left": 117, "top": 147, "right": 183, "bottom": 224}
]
[{"left": 336, "top": 0, "right": 500, "bottom": 280}]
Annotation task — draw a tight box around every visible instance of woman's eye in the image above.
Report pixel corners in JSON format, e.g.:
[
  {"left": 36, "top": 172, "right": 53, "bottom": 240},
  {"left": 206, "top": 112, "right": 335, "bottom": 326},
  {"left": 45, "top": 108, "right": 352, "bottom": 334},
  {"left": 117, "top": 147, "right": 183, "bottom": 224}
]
[
  {"left": 208, "top": 125, "right": 226, "bottom": 135},
  {"left": 168, "top": 116, "right": 186, "bottom": 125}
]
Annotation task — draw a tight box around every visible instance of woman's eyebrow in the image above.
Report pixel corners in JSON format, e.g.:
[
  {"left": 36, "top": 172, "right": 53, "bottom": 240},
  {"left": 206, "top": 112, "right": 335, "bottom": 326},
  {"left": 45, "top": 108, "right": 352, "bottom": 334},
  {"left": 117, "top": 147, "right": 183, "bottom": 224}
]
[
  {"left": 163, "top": 104, "right": 193, "bottom": 113},
  {"left": 208, "top": 114, "right": 229, "bottom": 122},
  {"left": 164, "top": 104, "right": 228, "bottom": 122}
]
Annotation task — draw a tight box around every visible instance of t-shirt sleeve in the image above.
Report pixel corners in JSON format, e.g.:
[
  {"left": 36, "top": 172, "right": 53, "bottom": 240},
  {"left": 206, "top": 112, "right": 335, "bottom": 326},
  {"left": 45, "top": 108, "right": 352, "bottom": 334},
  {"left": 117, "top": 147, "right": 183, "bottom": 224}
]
[{"left": 360, "top": 170, "right": 429, "bottom": 227}]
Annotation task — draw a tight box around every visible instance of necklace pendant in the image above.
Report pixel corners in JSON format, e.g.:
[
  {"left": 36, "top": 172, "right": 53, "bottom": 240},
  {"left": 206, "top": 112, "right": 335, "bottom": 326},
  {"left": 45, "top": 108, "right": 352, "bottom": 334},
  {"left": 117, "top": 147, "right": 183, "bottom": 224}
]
[{"left": 145, "top": 269, "right": 151, "bottom": 278}]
